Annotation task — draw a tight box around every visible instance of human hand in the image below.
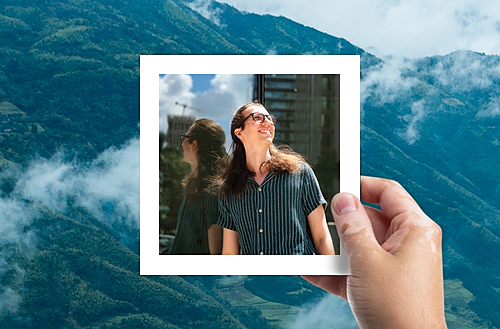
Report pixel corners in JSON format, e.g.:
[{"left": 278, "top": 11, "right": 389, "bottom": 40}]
[{"left": 303, "top": 176, "right": 447, "bottom": 329}]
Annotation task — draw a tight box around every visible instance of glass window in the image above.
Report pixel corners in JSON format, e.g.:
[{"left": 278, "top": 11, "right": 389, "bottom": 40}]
[{"left": 322, "top": 77, "right": 330, "bottom": 90}]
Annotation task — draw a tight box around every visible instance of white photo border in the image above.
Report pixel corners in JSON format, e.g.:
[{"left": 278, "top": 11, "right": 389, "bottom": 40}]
[{"left": 140, "top": 55, "right": 359, "bottom": 275}]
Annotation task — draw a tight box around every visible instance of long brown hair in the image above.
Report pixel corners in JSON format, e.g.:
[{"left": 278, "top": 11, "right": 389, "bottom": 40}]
[
  {"left": 219, "top": 101, "right": 306, "bottom": 198},
  {"left": 183, "top": 118, "right": 227, "bottom": 202}
]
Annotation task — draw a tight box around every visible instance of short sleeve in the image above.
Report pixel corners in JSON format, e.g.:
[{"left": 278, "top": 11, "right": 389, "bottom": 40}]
[
  {"left": 301, "top": 164, "right": 327, "bottom": 216},
  {"left": 217, "top": 197, "right": 237, "bottom": 231},
  {"left": 202, "top": 193, "right": 219, "bottom": 229}
]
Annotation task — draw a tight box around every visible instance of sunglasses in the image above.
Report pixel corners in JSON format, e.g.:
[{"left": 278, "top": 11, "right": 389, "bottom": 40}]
[{"left": 180, "top": 134, "right": 191, "bottom": 142}]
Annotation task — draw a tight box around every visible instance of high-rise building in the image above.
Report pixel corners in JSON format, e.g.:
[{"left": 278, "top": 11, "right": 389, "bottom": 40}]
[
  {"left": 166, "top": 115, "right": 196, "bottom": 149},
  {"left": 254, "top": 74, "right": 340, "bottom": 203},
  {"left": 257, "top": 74, "right": 339, "bottom": 161}
]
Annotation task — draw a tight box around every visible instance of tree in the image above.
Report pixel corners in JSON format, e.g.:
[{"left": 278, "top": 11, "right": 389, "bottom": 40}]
[{"left": 159, "top": 138, "right": 189, "bottom": 233}]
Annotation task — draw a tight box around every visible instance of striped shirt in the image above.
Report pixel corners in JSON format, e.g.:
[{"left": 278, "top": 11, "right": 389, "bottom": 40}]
[
  {"left": 169, "top": 192, "right": 218, "bottom": 255},
  {"left": 217, "top": 162, "right": 327, "bottom": 255}
]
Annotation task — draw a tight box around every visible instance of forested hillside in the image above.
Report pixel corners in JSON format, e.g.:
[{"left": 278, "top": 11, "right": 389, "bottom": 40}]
[{"left": 0, "top": 0, "right": 499, "bottom": 328}]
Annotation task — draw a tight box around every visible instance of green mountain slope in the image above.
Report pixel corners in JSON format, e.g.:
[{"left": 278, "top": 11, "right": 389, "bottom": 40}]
[
  {"left": 15, "top": 205, "right": 254, "bottom": 329},
  {"left": 0, "top": 0, "right": 499, "bottom": 328},
  {"left": 362, "top": 126, "right": 500, "bottom": 327},
  {"left": 0, "top": 0, "right": 377, "bottom": 165}
]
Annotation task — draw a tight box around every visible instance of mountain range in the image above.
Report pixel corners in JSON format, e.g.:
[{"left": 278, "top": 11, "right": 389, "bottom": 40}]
[{"left": 0, "top": 0, "right": 499, "bottom": 328}]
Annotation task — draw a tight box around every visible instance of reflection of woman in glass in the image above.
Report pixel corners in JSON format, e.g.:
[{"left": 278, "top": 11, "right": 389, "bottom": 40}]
[
  {"left": 169, "top": 118, "right": 226, "bottom": 255},
  {"left": 217, "top": 102, "right": 334, "bottom": 255}
]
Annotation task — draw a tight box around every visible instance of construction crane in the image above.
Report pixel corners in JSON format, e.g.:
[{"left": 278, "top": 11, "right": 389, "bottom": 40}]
[{"left": 175, "top": 102, "right": 201, "bottom": 115}]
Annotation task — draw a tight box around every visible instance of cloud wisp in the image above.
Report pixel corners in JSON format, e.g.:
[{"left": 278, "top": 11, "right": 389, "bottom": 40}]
[
  {"left": 13, "top": 138, "right": 140, "bottom": 232},
  {"left": 287, "top": 294, "right": 357, "bottom": 329},
  {"left": 429, "top": 51, "right": 500, "bottom": 94},
  {"left": 185, "top": 0, "right": 225, "bottom": 27},
  {"left": 0, "top": 198, "right": 38, "bottom": 319},
  {"left": 477, "top": 96, "right": 500, "bottom": 118},
  {"left": 361, "top": 50, "right": 500, "bottom": 144},
  {"left": 0, "top": 138, "right": 140, "bottom": 317},
  {"left": 397, "top": 100, "right": 427, "bottom": 145},
  {"left": 216, "top": 0, "right": 500, "bottom": 58}
]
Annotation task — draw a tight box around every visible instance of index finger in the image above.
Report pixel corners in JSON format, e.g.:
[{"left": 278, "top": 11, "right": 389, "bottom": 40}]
[{"left": 360, "top": 176, "right": 421, "bottom": 220}]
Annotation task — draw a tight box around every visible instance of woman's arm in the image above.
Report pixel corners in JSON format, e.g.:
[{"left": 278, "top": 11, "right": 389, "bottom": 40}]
[
  {"left": 221, "top": 228, "right": 240, "bottom": 255},
  {"left": 207, "top": 224, "right": 223, "bottom": 255},
  {"left": 308, "top": 205, "right": 335, "bottom": 255}
]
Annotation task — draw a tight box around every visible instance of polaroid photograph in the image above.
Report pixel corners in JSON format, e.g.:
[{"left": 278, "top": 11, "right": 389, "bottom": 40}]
[{"left": 140, "top": 55, "right": 359, "bottom": 275}]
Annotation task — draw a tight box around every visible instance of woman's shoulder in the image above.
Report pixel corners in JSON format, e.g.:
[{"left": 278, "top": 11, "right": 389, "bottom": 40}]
[{"left": 298, "top": 161, "right": 312, "bottom": 172}]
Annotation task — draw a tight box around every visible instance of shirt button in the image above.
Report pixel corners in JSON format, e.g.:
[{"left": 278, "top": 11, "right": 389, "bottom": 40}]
[
  {"left": 260, "top": 252, "right": 264, "bottom": 255},
  {"left": 258, "top": 209, "right": 262, "bottom": 213},
  {"left": 258, "top": 188, "right": 262, "bottom": 192},
  {"left": 259, "top": 229, "right": 263, "bottom": 233}
]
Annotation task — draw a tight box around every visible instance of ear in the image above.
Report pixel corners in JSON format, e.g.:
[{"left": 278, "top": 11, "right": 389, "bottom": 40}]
[
  {"left": 234, "top": 127, "right": 243, "bottom": 140},
  {"left": 191, "top": 139, "right": 199, "bottom": 151}
]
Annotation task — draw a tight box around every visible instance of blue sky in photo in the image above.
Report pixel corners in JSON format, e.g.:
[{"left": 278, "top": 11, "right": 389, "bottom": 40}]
[{"left": 190, "top": 74, "right": 216, "bottom": 93}]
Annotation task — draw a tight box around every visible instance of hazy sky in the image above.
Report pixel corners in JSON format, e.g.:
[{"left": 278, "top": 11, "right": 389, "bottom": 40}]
[{"left": 216, "top": 0, "right": 500, "bottom": 58}]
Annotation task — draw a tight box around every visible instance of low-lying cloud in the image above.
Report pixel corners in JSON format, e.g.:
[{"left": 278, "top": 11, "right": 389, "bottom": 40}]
[
  {"left": 216, "top": 0, "right": 500, "bottom": 58},
  {"left": 185, "top": 0, "right": 225, "bottom": 27},
  {"left": 477, "top": 96, "right": 500, "bottom": 118},
  {"left": 0, "top": 198, "right": 38, "bottom": 319},
  {"left": 0, "top": 138, "right": 139, "bottom": 317},
  {"left": 360, "top": 56, "right": 419, "bottom": 107},
  {"left": 13, "top": 138, "right": 140, "bottom": 231},
  {"left": 361, "top": 51, "right": 500, "bottom": 144},
  {"left": 397, "top": 100, "right": 427, "bottom": 145},
  {"left": 288, "top": 294, "right": 357, "bottom": 329},
  {"left": 430, "top": 51, "right": 500, "bottom": 94}
]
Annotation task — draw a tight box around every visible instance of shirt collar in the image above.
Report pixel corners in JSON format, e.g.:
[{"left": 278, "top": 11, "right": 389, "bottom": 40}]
[{"left": 249, "top": 169, "right": 275, "bottom": 188}]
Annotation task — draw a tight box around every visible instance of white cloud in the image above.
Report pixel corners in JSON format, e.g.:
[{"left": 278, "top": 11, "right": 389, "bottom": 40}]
[
  {"left": 0, "top": 139, "right": 140, "bottom": 317},
  {"left": 360, "top": 56, "right": 419, "bottom": 107},
  {"left": 191, "top": 74, "right": 252, "bottom": 116},
  {"left": 430, "top": 51, "right": 500, "bottom": 93},
  {"left": 216, "top": 0, "right": 500, "bottom": 58},
  {"left": 287, "top": 294, "right": 357, "bottom": 329},
  {"left": 0, "top": 287, "right": 22, "bottom": 317},
  {"left": 159, "top": 74, "right": 253, "bottom": 133},
  {"left": 397, "top": 100, "right": 427, "bottom": 145},
  {"left": 0, "top": 197, "right": 38, "bottom": 318},
  {"left": 185, "top": 0, "right": 224, "bottom": 26},
  {"left": 477, "top": 96, "right": 500, "bottom": 118},
  {"left": 13, "top": 138, "right": 140, "bottom": 231},
  {"left": 75, "top": 138, "right": 140, "bottom": 230},
  {"left": 159, "top": 74, "right": 196, "bottom": 132}
]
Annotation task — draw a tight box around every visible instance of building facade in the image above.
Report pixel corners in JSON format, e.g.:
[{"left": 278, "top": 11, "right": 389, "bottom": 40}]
[{"left": 166, "top": 115, "right": 196, "bottom": 149}]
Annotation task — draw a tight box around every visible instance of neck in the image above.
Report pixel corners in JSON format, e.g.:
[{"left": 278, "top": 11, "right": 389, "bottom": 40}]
[
  {"left": 244, "top": 146, "right": 271, "bottom": 175},
  {"left": 189, "top": 162, "right": 198, "bottom": 177}
]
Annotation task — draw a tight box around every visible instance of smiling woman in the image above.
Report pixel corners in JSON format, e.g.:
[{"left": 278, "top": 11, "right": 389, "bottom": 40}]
[{"left": 217, "top": 101, "right": 335, "bottom": 255}]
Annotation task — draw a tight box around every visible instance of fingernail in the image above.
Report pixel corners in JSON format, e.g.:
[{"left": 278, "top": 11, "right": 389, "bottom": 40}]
[{"left": 333, "top": 193, "right": 358, "bottom": 216}]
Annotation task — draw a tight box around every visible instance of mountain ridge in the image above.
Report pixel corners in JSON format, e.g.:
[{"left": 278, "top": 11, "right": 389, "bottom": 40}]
[{"left": 0, "top": 0, "right": 499, "bottom": 327}]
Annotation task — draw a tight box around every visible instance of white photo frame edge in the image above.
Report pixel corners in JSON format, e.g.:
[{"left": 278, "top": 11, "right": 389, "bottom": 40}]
[{"left": 140, "top": 55, "right": 360, "bottom": 275}]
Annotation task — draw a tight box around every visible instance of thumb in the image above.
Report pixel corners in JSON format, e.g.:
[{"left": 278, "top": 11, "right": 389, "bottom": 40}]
[{"left": 331, "top": 193, "right": 380, "bottom": 260}]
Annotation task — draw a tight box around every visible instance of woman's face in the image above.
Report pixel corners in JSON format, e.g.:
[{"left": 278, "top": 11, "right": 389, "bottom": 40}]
[
  {"left": 181, "top": 126, "right": 198, "bottom": 165},
  {"left": 236, "top": 105, "right": 275, "bottom": 147}
]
